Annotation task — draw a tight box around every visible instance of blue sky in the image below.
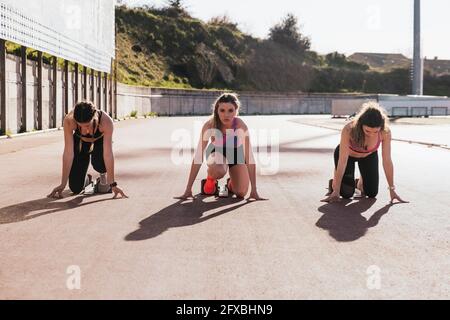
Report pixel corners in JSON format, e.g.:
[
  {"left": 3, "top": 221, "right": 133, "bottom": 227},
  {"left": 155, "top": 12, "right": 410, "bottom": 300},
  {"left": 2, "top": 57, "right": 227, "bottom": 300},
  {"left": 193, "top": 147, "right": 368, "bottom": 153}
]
[{"left": 121, "top": 0, "right": 450, "bottom": 59}]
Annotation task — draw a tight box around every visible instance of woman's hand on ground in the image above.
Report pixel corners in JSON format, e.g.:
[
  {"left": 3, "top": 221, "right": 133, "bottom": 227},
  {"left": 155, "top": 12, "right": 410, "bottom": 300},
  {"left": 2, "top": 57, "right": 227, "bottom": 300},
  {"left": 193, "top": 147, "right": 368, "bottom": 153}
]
[
  {"left": 321, "top": 190, "right": 340, "bottom": 203},
  {"left": 247, "top": 189, "right": 268, "bottom": 201},
  {"left": 112, "top": 186, "right": 128, "bottom": 199},
  {"left": 174, "top": 190, "right": 195, "bottom": 200},
  {"left": 47, "top": 184, "right": 65, "bottom": 199},
  {"left": 390, "top": 190, "right": 408, "bottom": 204}
]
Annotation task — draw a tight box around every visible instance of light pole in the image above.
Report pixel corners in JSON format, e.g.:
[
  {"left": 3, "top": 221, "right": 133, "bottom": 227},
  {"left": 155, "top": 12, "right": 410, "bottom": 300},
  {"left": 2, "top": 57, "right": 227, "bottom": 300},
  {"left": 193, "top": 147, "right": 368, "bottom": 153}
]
[{"left": 412, "top": 0, "right": 423, "bottom": 95}]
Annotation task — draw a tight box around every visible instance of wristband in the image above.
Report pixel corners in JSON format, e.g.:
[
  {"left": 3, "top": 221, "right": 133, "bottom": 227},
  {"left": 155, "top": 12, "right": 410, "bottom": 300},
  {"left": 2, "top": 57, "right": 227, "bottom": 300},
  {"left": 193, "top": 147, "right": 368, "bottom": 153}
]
[{"left": 388, "top": 186, "right": 395, "bottom": 191}]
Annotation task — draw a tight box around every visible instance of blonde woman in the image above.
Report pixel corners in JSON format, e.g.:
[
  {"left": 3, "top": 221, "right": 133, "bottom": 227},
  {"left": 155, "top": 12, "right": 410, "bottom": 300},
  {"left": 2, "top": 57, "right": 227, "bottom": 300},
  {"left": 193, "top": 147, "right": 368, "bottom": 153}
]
[
  {"left": 322, "top": 102, "right": 407, "bottom": 203},
  {"left": 175, "top": 93, "right": 266, "bottom": 200}
]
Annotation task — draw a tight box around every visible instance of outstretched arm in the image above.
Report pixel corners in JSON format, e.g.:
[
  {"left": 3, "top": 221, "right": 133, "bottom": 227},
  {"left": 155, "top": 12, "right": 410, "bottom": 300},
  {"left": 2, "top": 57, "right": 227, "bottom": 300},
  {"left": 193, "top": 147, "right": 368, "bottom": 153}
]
[
  {"left": 175, "top": 122, "right": 211, "bottom": 199},
  {"left": 102, "top": 114, "right": 127, "bottom": 198},
  {"left": 381, "top": 131, "right": 408, "bottom": 203},
  {"left": 242, "top": 123, "right": 267, "bottom": 201},
  {"left": 322, "top": 125, "right": 350, "bottom": 202},
  {"left": 48, "top": 116, "right": 74, "bottom": 198}
]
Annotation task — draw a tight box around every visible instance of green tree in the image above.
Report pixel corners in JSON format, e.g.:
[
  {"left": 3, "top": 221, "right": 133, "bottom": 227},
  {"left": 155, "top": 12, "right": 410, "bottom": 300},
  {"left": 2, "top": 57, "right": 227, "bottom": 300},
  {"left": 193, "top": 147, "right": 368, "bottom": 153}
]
[
  {"left": 167, "top": 0, "right": 183, "bottom": 9},
  {"left": 268, "top": 14, "right": 311, "bottom": 55},
  {"left": 164, "top": 0, "right": 188, "bottom": 17}
]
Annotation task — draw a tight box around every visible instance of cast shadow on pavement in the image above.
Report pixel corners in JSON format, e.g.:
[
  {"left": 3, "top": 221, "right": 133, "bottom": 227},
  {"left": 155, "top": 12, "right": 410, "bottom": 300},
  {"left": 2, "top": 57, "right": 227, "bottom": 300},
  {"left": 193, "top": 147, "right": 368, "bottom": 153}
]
[
  {"left": 125, "top": 195, "right": 250, "bottom": 241},
  {"left": 0, "top": 192, "right": 113, "bottom": 224},
  {"left": 316, "top": 199, "right": 394, "bottom": 242}
]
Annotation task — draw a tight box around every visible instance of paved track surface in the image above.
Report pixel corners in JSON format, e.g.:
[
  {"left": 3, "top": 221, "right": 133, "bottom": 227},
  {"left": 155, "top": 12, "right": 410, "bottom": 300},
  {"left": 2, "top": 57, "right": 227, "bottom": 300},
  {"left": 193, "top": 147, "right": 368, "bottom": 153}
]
[{"left": 0, "top": 116, "right": 449, "bottom": 299}]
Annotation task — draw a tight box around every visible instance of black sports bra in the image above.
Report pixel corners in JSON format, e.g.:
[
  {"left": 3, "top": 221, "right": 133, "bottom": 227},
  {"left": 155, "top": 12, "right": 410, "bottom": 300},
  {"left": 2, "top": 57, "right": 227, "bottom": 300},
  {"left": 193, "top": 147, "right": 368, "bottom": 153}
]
[{"left": 74, "top": 110, "right": 104, "bottom": 153}]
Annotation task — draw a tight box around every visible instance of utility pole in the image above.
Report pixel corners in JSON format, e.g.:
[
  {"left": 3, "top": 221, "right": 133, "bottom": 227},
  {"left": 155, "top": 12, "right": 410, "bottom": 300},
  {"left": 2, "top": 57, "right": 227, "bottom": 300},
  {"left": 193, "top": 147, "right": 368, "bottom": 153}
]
[{"left": 412, "top": 0, "right": 423, "bottom": 95}]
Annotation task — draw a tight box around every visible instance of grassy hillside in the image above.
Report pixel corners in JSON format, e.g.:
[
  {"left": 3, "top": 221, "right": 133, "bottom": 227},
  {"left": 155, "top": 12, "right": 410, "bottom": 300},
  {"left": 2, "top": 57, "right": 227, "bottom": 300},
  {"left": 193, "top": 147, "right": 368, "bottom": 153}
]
[
  {"left": 116, "top": 6, "right": 254, "bottom": 89},
  {"left": 116, "top": 5, "right": 337, "bottom": 92},
  {"left": 1, "top": 4, "right": 447, "bottom": 98},
  {"left": 2, "top": 5, "right": 448, "bottom": 96}
]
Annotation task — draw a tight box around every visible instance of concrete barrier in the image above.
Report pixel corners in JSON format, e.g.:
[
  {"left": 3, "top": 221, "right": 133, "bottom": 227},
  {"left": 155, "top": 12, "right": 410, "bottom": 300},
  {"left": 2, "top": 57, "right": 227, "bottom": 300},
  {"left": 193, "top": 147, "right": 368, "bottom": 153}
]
[
  {"left": 0, "top": 54, "right": 75, "bottom": 134},
  {"left": 330, "top": 94, "right": 450, "bottom": 117},
  {"left": 378, "top": 95, "right": 450, "bottom": 117},
  {"left": 116, "top": 84, "right": 378, "bottom": 117},
  {"left": 331, "top": 98, "right": 377, "bottom": 117},
  {"left": 0, "top": 54, "right": 111, "bottom": 135}
]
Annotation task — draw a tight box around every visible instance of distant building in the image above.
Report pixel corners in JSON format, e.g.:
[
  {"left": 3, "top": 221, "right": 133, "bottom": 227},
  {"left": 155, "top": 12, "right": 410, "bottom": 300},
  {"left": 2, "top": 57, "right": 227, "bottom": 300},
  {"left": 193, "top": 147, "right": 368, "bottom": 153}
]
[
  {"left": 348, "top": 52, "right": 450, "bottom": 76},
  {"left": 424, "top": 57, "right": 450, "bottom": 76}
]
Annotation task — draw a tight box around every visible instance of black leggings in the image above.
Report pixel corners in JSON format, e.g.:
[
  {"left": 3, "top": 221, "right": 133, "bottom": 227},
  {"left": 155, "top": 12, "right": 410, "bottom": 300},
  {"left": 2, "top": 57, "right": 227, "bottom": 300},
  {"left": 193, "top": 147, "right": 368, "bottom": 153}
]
[
  {"left": 334, "top": 145, "right": 379, "bottom": 199},
  {"left": 205, "top": 143, "right": 245, "bottom": 169},
  {"left": 69, "top": 136, "right": 106, "bottom": 194}
]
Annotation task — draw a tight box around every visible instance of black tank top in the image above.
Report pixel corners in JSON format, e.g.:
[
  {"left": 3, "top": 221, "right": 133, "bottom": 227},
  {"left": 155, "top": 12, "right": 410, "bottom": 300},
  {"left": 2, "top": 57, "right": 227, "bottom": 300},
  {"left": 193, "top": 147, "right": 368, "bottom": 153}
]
[{"left": 74, "top": 110, "right": 104, "bottom": 153}]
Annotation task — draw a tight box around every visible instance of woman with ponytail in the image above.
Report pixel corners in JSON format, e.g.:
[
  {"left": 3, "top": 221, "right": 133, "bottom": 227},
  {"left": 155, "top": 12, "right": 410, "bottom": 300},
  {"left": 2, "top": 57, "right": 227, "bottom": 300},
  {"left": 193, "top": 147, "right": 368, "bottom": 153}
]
[
  {"left": 322, "top": 101, "right": 406, "bottom": 203},
  {"left": 175, "top": 93, "right": 266, "bottom": 200},
  {"left": 48, "top": 101, "right": 127, "bottom": 199}
]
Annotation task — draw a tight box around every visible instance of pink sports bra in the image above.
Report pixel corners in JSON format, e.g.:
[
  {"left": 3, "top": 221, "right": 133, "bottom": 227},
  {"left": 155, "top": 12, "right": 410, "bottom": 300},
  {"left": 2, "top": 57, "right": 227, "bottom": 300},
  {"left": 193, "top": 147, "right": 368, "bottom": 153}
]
[
  {"left": 212, "top": 118, "right": 243, "bottom": 148},
  {"left": 349, "top": 131, "right": 382, "bottom": 153}
]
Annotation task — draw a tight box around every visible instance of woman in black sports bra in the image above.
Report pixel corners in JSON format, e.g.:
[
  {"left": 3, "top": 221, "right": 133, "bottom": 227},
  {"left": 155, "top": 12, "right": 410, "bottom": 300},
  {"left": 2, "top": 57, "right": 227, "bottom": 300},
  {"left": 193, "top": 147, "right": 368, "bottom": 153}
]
[{"left": 48, "top": 101, "right": 127, "bottom": 199}]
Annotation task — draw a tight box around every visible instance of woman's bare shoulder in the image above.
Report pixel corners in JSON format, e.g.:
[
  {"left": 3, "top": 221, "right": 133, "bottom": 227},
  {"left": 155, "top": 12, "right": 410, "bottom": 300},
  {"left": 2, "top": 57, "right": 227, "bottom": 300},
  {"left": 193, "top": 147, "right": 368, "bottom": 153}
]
[
  {"left": 63, "top": 112, "right": 76, "bottom": 129},
  {"left": 342, "top": 121, "right": 353, "bottom": 134},
  {"left": 65, "top": 110, "right": 74, "bottom": 120},
  {"left": 235, "top": 117, "right": 248, "bottom": 130},
  {"left": 99, "top": 110, "right": 113, "bottom": 126},
  {"left": 203, "top": 118, "right": 214, "bottom": 129},
  {"left": 382, "top": 128, "right": 392, "bottom": 140}
]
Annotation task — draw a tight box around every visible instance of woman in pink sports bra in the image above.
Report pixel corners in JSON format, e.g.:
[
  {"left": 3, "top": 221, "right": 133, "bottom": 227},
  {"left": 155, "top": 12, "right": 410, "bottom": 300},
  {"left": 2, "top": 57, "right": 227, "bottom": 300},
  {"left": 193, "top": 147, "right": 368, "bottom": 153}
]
[
  {"left": 322, "top": 102, "right": 407, "bottom": 203},
  {"left": 175, "top": 93, "right": 266, "bottom": 200}
]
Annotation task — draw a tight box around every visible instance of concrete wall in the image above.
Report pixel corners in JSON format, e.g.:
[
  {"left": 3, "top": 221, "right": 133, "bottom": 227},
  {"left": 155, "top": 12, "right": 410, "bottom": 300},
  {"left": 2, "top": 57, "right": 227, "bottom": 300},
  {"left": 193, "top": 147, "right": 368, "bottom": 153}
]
[
  {"left": 331, "top": 98, "right": 377, "bottom": 117},
  {"left": 0, "top": 54, "right": 111, "bottom": 135},
  {"left": 116, "top": 84, "right": 377, "bottom": 117},
  {"left": 117, "top": 84, "right": 450, "bottom": 118},
  {"left": 2, "top": 54, "right": 67, "bottom": 134},
  {"left": 116, "top": 83, "right": 152, "bottom": 118},
  {"left": 378, "top": 95, "right": 450, "bottom": 116}
]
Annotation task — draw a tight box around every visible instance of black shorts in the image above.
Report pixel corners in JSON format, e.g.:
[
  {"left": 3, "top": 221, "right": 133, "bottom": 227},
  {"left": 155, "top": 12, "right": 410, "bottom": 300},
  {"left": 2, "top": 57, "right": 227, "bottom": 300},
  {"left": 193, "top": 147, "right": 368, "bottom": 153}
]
[
  {"left": 334, "top": 144, "right": 379, "bottom": 198},
  {"left": 205, "top": 143, "right": 245, "bottom": 168},
  {"left": 69, "top": 135, "right": 106, "bottom": 194}
]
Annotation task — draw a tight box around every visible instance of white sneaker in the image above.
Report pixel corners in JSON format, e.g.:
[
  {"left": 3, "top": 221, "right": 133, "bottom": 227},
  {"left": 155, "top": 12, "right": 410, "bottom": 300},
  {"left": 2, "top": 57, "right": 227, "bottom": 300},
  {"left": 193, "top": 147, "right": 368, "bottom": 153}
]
[
  {"left": 84, "top": 182, "right": 95, "bottom": 195},
  {"left": 83, "top": 174, "right": 95, "bottom": 195},
  {"left": 218, "top": 184, "right": 229, "bottom": 198},
  {"left": 96, "top": 173, "right": 110, "bottom": 193},
  {"left": 100, "top": 173, "right": 107, "bottom": 185}
]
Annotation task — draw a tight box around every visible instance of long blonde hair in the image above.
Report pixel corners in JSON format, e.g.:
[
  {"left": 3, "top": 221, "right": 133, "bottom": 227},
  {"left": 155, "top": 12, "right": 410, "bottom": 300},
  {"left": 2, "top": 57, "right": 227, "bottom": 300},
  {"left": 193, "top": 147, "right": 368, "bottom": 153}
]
[
  {"left": 350, "top": 101, "right": 390, "bottom": 148},
  {"left": 211, "top": 93, "right": 241, "bottom": 130}
]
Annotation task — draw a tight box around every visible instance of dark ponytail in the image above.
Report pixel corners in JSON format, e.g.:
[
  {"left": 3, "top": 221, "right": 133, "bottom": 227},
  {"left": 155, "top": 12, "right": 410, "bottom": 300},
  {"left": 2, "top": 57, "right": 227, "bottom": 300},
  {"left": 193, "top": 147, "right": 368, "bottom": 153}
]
[{"left": 73, "top": 101, "right": 96, "bottom": 123}]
